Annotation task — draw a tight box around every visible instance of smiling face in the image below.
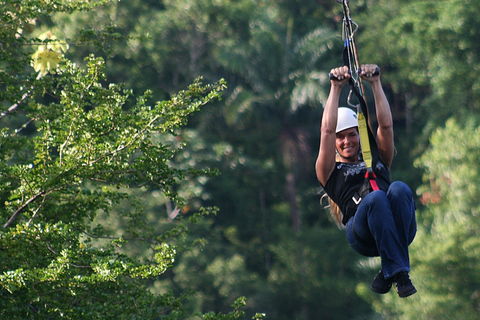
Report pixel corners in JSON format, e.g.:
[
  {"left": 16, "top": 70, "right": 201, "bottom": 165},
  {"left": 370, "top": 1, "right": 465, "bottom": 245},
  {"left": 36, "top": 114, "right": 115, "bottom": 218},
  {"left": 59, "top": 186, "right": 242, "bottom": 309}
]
[{"left": 335, "top": 127, "right": 360, "bottom": 163}]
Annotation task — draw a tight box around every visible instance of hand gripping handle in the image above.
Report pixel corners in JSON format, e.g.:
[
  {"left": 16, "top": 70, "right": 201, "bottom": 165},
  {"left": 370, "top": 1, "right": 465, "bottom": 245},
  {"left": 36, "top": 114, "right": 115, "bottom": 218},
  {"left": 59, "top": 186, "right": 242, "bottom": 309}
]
[{"left": 329, "top": 66, "right": 380, "bottom": 81}]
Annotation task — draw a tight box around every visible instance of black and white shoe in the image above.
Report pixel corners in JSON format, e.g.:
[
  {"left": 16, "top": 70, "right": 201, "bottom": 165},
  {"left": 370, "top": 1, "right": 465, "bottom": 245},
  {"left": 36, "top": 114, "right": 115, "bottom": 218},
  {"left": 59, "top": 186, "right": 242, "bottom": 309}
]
[
  {"left": 394, "top": 271, "right": 417, "bottom": 298},
  {"left": 370, "top": 270, "right": 392, "bottom": 294}
]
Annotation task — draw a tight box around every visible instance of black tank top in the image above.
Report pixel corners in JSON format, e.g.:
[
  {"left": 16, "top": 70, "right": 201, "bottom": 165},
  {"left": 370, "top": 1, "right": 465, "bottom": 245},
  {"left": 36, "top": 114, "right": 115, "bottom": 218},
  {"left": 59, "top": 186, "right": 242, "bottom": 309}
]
[{"left": 322, "top": 158, "right": 391, "bottom": 225}]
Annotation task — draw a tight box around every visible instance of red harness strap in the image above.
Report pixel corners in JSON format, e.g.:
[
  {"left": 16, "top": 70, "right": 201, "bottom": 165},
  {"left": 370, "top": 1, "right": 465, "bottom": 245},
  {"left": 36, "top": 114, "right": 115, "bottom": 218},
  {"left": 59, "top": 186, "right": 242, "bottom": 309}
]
[{"left": 365, "top": 169, "right": 379, "bottom": 191}]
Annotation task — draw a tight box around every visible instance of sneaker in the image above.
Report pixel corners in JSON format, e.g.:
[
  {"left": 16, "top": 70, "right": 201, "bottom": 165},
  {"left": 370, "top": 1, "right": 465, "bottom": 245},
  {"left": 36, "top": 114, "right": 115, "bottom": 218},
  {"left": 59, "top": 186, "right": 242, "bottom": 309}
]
[
  {"left": 394, "top": 271, "right": 417, "bottom": 298},
  {"left": 370, "top": 270, "right": 392, "bottom": 294}
]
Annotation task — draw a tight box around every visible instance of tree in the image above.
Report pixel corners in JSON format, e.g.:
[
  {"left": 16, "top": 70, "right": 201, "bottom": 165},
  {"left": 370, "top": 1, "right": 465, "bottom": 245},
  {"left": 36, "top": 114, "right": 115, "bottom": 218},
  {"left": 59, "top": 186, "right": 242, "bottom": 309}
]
[
  {"left": 359, "top": 0, "right": 480, "bottom": 134},
  {"left": 356, "top": 117, "right": 480, "bottom": 319},
  {"left": 21, "top": 0, "right": 459, "bottom": 318},
  {"left": 130, "top": 0, "right": 376, "bottom": 318},
  {"left": 0, "top": 1, "right": 265, "bottom": 319}
]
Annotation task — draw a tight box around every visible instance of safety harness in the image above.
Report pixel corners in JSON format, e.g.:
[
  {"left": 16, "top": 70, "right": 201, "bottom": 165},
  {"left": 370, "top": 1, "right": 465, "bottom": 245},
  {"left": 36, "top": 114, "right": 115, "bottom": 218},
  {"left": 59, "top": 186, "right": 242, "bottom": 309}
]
[{"left": 333, "top": 0, "right": 380, "bottom": 217}]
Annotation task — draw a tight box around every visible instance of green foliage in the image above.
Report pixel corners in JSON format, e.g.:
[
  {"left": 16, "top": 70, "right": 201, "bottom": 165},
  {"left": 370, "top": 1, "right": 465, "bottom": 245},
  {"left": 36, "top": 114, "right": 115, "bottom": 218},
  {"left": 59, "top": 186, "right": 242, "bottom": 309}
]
[
  {"left": 359, "top": 0, "right": 480, "bottom": 131},
  {"left": 266, "top": 225, "right": 374, "bottom": 320},
  {"left": 0, "top": 1, "right": 264, "bottom": 319},
  {"left": 11, "top": 0, "right": 480, "bottom": 318},
  {"left": 200, "top": 297, "right": 265, "bottom": 320},
  {"left": 1, "top": 54, "right": 225, "bottom": 229},
  {"left": 0, "top": 222, "right": 184, "bottom": 319},
  {"left": 157, "top": 221, "right": 272, "bottom": 317},
  {"left": 361, "top": 117, "right": 480, "bottom": 319},
  {"left": 81, "top": 0, "right": 377, "bottom": 318}
]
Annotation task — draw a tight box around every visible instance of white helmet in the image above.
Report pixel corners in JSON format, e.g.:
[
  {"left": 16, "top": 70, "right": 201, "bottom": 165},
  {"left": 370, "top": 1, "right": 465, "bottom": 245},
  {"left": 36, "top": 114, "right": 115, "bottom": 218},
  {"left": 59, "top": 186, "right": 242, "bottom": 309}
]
[{"left": 336, "top": 107, "right": 358, "bottom": 133}]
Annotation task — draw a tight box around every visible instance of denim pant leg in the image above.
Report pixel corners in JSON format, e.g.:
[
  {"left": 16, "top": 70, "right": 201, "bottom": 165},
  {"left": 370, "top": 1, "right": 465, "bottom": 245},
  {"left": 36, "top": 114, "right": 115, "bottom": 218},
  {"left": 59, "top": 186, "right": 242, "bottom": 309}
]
[
  {"left": 346, "top": 181, "right": 417, "bottom": 279},
  {"left": 387, "top": 181, "right": 417, "bottom": 248}
]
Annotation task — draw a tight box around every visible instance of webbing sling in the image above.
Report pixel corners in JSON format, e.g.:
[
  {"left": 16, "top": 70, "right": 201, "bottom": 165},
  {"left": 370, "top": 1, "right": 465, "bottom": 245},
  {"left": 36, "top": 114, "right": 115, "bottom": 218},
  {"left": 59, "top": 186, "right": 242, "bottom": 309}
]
[
  {"left": 337, "top": 75, "right": 381, "bottom": 225},
  {"left": 331, "top": 0, "right": 383, "bottom": 225},
  {"left": 343, "top": 67, "right": 380, "bottom": 192},
  {"left": 340, "top": 85, "right": 380, "bottom": 225},
  {"left": 337, "top": 0, "right": 380, "bottom": 192}
]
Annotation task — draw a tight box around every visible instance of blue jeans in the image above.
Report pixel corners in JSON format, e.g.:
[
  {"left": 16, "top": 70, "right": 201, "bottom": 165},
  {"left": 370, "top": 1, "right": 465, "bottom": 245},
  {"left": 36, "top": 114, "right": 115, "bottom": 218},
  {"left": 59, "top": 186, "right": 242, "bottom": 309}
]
[{"left": 346, "top": 181, "right": 417, "bottom": 279}]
